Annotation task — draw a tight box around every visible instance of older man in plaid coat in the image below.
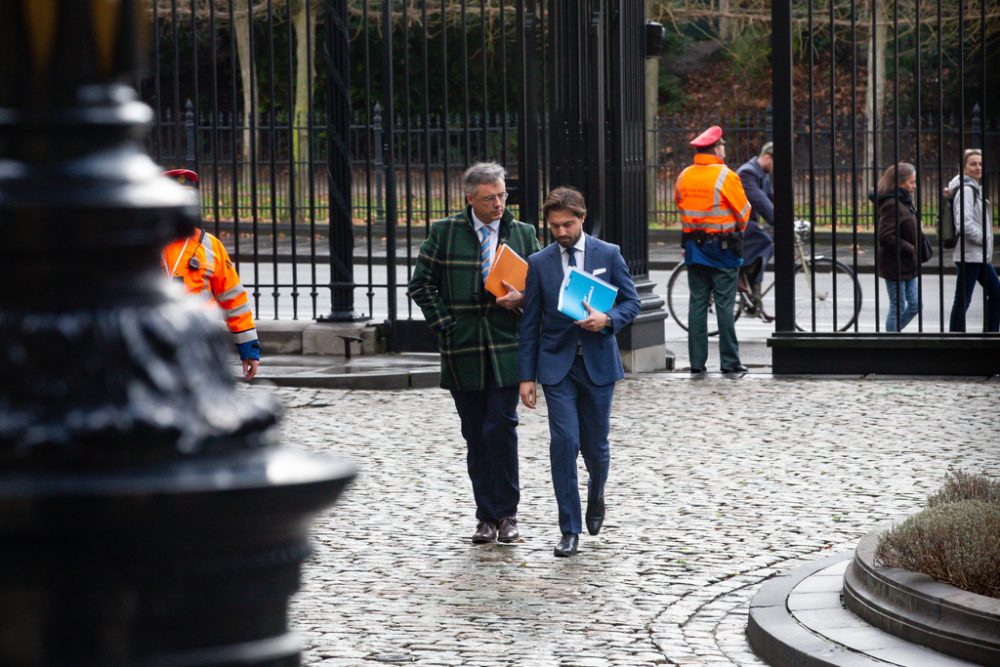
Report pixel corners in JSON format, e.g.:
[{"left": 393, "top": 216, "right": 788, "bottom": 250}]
[{"left": 409, "top": 162, "right": 541, "bottom": 545}]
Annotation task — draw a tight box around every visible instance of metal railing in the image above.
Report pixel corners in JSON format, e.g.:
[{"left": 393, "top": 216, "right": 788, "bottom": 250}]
[
  {"left": 143, "top": 0, "right": 997, "bottom": 336},
  {"left": 771, "top": 0, "right": 997, "bottom": 337},
  {"left": 153, "top": 101, "right": 999, "bottom": 235}
]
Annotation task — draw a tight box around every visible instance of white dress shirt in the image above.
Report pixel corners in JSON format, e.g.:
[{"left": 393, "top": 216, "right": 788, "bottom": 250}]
[{"left": 560, "top": 233, "right": 587, "bottom": 276}]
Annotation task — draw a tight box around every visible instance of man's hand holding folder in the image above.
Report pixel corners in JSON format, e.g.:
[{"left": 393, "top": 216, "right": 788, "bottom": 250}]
[
  {"left": 576, "top": 301, "right": 611, "bottom": 332},
  {"left": 486, "top": 243, "right": 529, "bottom": 310},
  {"left": 557, "top": 267, "right": 619, "bottom": 329}
]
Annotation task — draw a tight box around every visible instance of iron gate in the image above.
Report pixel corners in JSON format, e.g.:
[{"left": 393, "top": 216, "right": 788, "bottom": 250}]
[
  {"left": 143, "top": 0, "right": 548, "bottom": 336},
  {"left": 770, "top": 0, "right": 999, "bottom": 374}
]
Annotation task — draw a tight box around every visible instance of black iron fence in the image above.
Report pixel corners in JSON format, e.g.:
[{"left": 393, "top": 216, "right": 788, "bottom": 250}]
[
  {"left": 145, "top": 0, "right": 545, "bottom": 324},
  {"left": 144, "top": 0, "right": 998, "bottom": 337},
  {"left": 155, "top": 101, "right": 1000, "bottom": 234},
  {"left": 770, "top": 0, "right": 998, "bottom": 339}
]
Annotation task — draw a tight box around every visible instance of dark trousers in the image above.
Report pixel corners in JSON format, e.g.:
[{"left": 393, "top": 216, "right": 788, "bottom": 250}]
[
  {"left": 450, "top": 367, "right": 520, "bottom": 523},
  {"left": 742, "top": 220, "right": 773, "bottom": 285},
  {"left": 541, "top": 356, "right": 615, "bottom": 536},
  {"left": 687, "top": 263, "right": 741, "bottom": 370},
  {"left": 949, "top": 262, "right": 1000, "bottom": 332}
]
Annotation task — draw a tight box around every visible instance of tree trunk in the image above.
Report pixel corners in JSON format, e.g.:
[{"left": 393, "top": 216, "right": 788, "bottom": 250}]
[
  {"left": 292, "top": 0, "right": 314, "bottom": 206},
  {"left": 718, "top": 0, "right": 732, "bottom": 41},
  {"left": 863, "top": 0, "right": 887, "bottom": 193},
  {"left": 235, "top": 0, "right": 257, "bottom": 164}
]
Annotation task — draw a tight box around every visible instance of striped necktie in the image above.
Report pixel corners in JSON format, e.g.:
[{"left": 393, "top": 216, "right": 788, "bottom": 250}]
[{"left": 479, "top": 226, "right": 492, "bottom": 284}]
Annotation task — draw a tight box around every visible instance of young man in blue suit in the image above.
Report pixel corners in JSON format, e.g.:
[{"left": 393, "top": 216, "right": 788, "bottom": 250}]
[{"left": 518, "top": 187, "right": 641, "bottom": 557}]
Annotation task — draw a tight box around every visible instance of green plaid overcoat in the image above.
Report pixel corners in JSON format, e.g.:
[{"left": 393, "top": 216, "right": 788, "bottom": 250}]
[{"left": 408, "top": 207, "right": 541, "bottom": 390}]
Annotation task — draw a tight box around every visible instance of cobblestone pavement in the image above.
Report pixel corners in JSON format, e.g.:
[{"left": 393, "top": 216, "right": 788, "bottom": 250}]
[{"left": 242, "top": 375, "right": 999, "bottom": 666}]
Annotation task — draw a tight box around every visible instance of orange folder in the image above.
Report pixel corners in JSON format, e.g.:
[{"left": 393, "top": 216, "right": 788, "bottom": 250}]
[{"left": 485, "top": 243, "right": 529, "bottom": 298}]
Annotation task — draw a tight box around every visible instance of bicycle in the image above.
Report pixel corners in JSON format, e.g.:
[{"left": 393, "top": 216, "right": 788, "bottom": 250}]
[{"left": 666, "top": 220, "right": 863, "bottom": 334}]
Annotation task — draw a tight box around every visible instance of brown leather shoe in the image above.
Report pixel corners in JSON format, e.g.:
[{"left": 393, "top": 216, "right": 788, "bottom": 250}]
[
  {"left": 497, "top": 517, "right": 519, "bottom": 543},
  {"left": 471, "top": 521, "right": 497, "bottom": 544}
]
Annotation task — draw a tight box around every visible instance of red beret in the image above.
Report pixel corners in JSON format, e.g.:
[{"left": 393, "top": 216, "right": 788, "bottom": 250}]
[
  {"left": 689, "top": 126, "right": 724, "bottom": 148},
  {"left": 163, "top": 169, "right": 199, "bottom": 186}
]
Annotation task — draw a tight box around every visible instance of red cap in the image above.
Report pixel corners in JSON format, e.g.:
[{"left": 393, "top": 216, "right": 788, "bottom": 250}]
[
  {"left": 689, "top": 126, "right": 723, "bottom": 148},
  {"left": 163, "top": 168, "right": 199, "bottom": 186}
]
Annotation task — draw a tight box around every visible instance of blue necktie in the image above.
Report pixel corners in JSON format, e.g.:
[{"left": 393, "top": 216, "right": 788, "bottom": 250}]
[
  {"left": 479, "top": 226, "right": 491, "bottom": 284},
  {"left": 566, "top": 246, "right": 577, "bottom": 268}
]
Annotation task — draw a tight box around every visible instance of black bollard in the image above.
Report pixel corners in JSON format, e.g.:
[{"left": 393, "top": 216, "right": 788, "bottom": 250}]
[{"left": 0, "top": 3, "right": 355, "bottom": 665}]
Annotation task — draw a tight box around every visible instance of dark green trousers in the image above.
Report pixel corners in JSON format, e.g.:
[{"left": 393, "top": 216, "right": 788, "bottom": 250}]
[{"left": 687, "top": 263, "right": 741, "bottom": 371}]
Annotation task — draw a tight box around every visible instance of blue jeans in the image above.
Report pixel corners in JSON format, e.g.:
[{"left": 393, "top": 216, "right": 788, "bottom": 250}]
[
  {"left": 884, "top": 278, "right": 919, "bottom": 332},
  {"left": 949, "top": 262, "right": 1000, "bottom": 332}
]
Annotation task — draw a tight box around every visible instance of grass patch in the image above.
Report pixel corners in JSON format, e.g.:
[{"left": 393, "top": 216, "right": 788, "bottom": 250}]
[{"left": 875, "top": 471, "right": 1000, "bottom": 598}]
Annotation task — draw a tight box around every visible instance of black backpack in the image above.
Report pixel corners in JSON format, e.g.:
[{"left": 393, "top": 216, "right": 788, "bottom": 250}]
[{"left": 941, "top": 182, "right": 979, "bottom": 250}]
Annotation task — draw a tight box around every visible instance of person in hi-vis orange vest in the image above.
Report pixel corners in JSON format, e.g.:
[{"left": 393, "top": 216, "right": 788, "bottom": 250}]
[
  {"left": 161, "top": 169, "right": 261, "bottom": 381},
  {"left": 673, "top": 126, "right": 752, "bottom": 375}
]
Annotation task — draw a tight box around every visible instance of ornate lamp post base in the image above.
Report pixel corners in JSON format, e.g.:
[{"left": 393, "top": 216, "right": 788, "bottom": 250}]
[
  {"left": 0, "top": 2, "right": 356, "bottom": 663},
  {"left": 0, "top": 449, "right": 354, "bottom": 666}
]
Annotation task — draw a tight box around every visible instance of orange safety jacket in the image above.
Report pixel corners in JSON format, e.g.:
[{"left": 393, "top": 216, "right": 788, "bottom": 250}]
[
  {"left": 674, "top": 153, "right": 752, "bottom": 234},
  {"left": 162, "top": 228, "right": 260, "bottom": 360}
]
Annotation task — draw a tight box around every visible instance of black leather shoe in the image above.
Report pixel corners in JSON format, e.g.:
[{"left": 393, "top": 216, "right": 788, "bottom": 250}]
[
  {"left": 553, "top": 534, "right": 579, "bottom": 557},
  {"left": 721, "top": 364, "right": 749, "bottom": 374},
  {"left": 690, "top": 367, "right": 706, "bottom": 376},
  {"left": 471, "top": 521, "right": 497, "bottom": 544},
  {"left": 497, "top": 517, "right": 519, "bottom": 543},
  {"left": 585, "top": 497, "right": 605, "bottom": 536}
]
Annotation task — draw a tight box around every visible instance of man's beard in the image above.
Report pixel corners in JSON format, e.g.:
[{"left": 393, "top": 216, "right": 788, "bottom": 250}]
[{"left": 557, "top": 231, "right": 581, "bottom": 247}]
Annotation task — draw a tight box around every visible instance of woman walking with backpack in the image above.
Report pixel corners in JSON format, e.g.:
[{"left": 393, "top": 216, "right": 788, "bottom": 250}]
[
  {"left": 875, "top": 163, "right": 921, "bottom": 331},
  {"left": 947, "top": 149, "right": 999, "bottom": 332}
]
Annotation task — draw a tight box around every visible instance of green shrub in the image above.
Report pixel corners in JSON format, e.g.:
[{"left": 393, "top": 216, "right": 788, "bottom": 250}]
[
  {"left": 926, "top": 470, "right": 1000, "bottom": 507},
  {"left": 875, "top": 499, "right": 1000, "bottom": 598}
]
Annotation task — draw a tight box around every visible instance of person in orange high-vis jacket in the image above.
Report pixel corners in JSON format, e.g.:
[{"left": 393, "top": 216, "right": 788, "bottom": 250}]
[
  {"left": 162, "top": 169, "right": 261, "bottom": 381},
  {"left": 674, "top": 126, "right": 752, "bottom": 376}
]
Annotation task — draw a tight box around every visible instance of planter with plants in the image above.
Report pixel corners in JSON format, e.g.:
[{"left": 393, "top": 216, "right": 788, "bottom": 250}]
[{"left": 843, "top": 471, "right": 1000, "bottom": 666}]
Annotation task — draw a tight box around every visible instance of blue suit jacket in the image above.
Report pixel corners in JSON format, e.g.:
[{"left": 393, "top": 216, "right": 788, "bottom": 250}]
[{"left": 518, "top": 234, "right": 641, "bottom": 387}]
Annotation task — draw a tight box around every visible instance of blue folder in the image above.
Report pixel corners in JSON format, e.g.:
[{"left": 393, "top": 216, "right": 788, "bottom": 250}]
[{"left": 557, "top": 267, "right": 619, "bottom": 321}]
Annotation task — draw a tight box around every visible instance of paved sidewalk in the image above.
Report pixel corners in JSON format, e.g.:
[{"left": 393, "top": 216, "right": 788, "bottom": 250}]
[{"left": 241, "top": 373, "right": 999, "bottom": 666}]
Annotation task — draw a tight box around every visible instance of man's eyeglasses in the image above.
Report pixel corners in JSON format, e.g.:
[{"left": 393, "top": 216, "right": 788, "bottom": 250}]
[{"left": 479, "top": 192, "right": 509, "bottom": 204}]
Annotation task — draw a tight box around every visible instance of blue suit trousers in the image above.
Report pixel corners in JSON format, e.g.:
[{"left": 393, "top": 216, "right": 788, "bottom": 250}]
[{"left": 542, "top": 356, "right": 615, "bottom": 535}]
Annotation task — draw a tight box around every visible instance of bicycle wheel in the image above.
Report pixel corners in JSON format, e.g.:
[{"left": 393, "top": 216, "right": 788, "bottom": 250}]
[
  {"left": 666, "top": 263, "right": 742, "bottom": 337},
  {"left": 793, "top": 258, "right": 863, "bottom": 332}
]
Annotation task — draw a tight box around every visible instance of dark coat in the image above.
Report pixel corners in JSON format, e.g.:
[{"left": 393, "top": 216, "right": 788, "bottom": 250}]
[
  {"left": 737, "top": 157, "right": 775, "bottom": 282},
  {"left": 876, "top": 189, "right": 920, "bottom": 281},
  {"left": 737, "top": 157, "right": 774, "bottom": 226}
]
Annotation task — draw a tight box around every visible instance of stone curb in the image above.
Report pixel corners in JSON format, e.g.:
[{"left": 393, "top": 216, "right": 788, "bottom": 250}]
[
  {"left": 745, "top": 553, "right": 888, "bottom": 667},
  {"left": 842, "top": 527, "right": 1000, "bottom": 666},
  {"left": 262, "top": 368, "right": 440, "bottom": 391}
]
